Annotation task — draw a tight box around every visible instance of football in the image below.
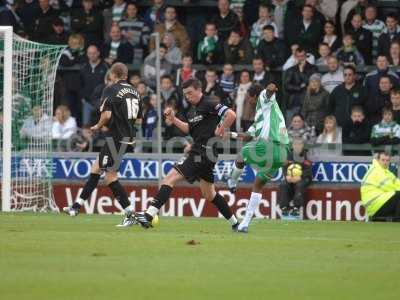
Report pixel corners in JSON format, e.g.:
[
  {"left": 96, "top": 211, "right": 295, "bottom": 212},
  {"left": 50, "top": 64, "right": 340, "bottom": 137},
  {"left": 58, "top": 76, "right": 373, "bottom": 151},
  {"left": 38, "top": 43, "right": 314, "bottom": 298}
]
[
  {"left": 152, "top": 214, "right": 160, "bottom": 227},
  {"left": 287, "top": 163, "right": 303, "bottom": 177}
]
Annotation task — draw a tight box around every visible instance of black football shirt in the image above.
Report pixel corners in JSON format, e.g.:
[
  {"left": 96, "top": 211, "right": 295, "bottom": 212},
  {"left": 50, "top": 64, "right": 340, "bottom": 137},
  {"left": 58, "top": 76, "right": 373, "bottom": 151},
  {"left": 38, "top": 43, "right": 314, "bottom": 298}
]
[
  {"left": 185, "top": 95, "right": 229, "bottom": 152},
  {"left": 99, "top": 80, "right": 142, "bottom": 143}
]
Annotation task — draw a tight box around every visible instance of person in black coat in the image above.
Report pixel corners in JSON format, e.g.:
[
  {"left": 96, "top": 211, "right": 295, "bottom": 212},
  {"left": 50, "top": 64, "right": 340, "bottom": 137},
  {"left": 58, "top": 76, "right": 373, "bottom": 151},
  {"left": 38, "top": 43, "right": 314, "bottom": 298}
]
[
  {"left": 256, "top": 25, "right": 287, "bottom": 69},
  {"left": 285, "top": 5, "right": 323, "bottom": 57},
  {"left": 378, "top": 13, "right": 400, "bottom": 59},
  {"left": 71, "top": 0, "right": 104, "bottom": 47},
  {"left": 347, "top": 13, "right": 373, "bottom": 65},
  {"left": 328, "top": 65, "right": 364, "bottom": 128},
  {"left": 342, "top": 106, "right": 371, "bottom": 155},
  {"left": 31, "top": 0, "right": 58, "bottom": 42},
  {"left": 0, "top": 0, "right": 25, "bottom": 33},
  {"left": 59, "top": 33, "right": 87, "bottom": 125},
  {"left": 251, "top": 56, "right": 277, "bottom": 87},
  {"left": 284, "top": 47, "right": 318, "bottom": 122},
  {"left": 223, "top": 30, "right": 253, "bottom": 65},
  {"left": 80, "top": 45, "right": 109, "bottom": 125},
  {"left": 365, "top": 75, "right": 393, "bottom": 126},
  {"left": 47, "top": 17, "right": 68, "bottom": 45},
  {"left": 279, "top": 138, "right": 313, "bottom": 218},
  {"left": 102, "top": 24, "right": 134, "bottom": 66},
  {"left": 211, "top": 0, "right": 240, "bottom": 43}
]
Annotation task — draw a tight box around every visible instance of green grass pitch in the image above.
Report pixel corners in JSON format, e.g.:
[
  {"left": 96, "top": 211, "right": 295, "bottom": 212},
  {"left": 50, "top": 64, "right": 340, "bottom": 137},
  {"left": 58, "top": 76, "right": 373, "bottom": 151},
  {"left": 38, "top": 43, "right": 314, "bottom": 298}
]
[{"left": 1, "top": 213, "right": 400, "bottom": 300}]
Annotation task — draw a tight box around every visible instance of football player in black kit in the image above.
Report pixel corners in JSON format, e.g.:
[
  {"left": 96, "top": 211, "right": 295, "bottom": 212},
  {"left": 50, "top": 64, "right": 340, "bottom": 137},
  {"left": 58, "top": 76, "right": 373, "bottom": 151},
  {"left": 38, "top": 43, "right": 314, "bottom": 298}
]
[
  {"left": 134, "top": 78, "right": 240, "bottom": 230},
  {"left": 63, "top": 63, "right": 142, "bottom": 227}
]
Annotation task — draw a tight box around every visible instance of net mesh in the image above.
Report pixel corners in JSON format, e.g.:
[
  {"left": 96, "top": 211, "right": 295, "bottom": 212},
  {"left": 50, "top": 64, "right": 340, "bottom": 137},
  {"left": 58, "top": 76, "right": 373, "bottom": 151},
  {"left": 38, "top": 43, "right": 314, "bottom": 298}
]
[{"left": 0, "top": 33, "right": 66, "bottom": 212}]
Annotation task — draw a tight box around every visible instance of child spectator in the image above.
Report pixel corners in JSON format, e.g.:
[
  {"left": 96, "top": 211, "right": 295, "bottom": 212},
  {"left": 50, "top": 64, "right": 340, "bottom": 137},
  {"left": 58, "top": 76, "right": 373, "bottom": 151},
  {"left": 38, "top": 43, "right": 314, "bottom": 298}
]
[
  {"left": 279, "top": 138, "right": 312, "bottom": 218},
  {"left": 316, "top": 115, "right": 342, "bottom": 144},
  {"left": 249, "top": 4, "right": 277, "bottom": 48},
  {"left": 142, "top": 95, "right": 158, "bottom": 140},
  {"left": 160, "top": 75, "right": 181, "bottom": 109},
  {"left": 175, "top": 55, "right": 197, "bottom": 87},
  {"left": 197, "top": 22, "right": 222, "bottom": 65},
  {"left": 343, "top": 105, "right": 370, "bottom": 142},
  {"left": 223, "top": 30, "right": 253, "bottom": 65},
  {"left": 219, "top": 63, "right": 236, "bottom": 104},
  {"left": 137, "top": 81, "right": 154, "bottom": 100},
  {"left": 371, "top": 107, "right": 400, "bottom": 146},
  {"left": 335, "top": 34, "right": 365, "bottom": 67},
  {"left": 287, "top": 113, "right": 316, "bottom": 144},
  {"left": 315, "top": 43, "right": 331, "bottom": 66}
]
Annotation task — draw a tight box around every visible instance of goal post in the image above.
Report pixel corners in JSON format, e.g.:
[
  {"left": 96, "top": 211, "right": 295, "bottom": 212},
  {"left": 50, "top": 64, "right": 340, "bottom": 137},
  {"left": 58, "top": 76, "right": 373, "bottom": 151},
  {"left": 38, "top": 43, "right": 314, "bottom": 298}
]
[
  {"left": 0, "top": 27, "right": 66, "bottom": 212},
  {"left": 1, "top": 26, "right": 12, "bottom": 212}
]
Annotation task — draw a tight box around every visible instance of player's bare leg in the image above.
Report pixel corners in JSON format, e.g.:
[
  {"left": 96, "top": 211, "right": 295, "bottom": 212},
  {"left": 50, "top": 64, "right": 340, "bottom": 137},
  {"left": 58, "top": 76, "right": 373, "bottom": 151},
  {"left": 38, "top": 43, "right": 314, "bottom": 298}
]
[
  {"left": 63, "top": 159, "right": 102, "bottom": 216},
  {"left": 134, "top": 168, "right": 184, "bottom": 228},
  {"left": 199, "top": 179, "right": 239, "bottom": 230}
]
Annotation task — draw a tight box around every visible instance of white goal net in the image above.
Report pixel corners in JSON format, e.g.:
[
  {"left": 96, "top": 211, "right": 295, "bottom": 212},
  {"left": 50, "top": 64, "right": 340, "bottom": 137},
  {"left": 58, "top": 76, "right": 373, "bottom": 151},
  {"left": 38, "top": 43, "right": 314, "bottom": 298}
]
[{"left": 0, "top": 28, "right": 66, "bottom": 212}]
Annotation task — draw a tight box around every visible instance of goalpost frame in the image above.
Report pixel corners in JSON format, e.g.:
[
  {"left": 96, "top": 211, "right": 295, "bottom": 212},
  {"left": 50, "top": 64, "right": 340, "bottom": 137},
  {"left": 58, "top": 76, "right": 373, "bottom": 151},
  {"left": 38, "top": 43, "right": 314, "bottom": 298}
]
[{"left": 1, "top": 26, "right": 13, "bottom": 212}]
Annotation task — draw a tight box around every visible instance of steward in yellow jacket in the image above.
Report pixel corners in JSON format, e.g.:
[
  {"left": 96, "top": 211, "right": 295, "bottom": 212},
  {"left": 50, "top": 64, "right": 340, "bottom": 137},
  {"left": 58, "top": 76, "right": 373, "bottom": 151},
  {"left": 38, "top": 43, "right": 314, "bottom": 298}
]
[{"left": 361, "top": 152, "right": 400, "bottom": 220}]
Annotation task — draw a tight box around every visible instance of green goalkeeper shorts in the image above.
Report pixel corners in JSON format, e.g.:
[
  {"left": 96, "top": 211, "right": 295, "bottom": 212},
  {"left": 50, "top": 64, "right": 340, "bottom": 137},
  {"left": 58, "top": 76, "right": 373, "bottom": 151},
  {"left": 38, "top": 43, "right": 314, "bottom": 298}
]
[{"left": 242, "top": 139, "right": 289, "bottom": 183}]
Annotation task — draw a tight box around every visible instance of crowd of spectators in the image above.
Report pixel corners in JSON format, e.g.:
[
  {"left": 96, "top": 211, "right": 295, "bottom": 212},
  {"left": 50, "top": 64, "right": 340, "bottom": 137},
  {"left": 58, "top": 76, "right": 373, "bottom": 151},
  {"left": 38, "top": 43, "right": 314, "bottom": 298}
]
[{"left": 2, "top": 0, "right": 400, "bottom": 155}]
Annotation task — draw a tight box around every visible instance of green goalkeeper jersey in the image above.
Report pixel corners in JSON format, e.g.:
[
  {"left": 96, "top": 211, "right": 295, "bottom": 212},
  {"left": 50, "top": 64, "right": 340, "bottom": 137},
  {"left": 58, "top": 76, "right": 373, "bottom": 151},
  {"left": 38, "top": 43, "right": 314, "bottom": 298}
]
[{"left": 248, "top": 90, "right": 289, "bottom": 145}]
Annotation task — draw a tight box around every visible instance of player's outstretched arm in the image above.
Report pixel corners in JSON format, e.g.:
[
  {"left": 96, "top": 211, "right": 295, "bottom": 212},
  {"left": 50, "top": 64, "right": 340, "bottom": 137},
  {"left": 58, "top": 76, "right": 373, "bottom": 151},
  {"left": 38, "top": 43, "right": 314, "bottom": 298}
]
[
  {"left": 91, "top": 111, "right": 112, "bottom": 131},
  {"left": 164, "top": 107, "right": 189, "bottom": 134},
  {"left": 215, "top": 109, "right": 236, "bottom": 137},
  {"left": 228, "top": 132, "right": 253, "bottom": 142}
]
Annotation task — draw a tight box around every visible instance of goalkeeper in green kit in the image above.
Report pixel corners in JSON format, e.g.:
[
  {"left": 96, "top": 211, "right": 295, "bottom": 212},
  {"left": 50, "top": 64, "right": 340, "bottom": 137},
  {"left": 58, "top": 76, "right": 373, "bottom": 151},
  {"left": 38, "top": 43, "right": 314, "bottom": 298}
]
[{"left": 227, "top": 83, "right": 290, "bottom": 233}]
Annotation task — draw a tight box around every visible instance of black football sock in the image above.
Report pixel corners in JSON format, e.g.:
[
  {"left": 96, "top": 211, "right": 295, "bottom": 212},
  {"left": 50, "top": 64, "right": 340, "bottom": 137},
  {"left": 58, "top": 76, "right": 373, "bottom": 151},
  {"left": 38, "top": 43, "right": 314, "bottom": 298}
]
[
  {"left": 145, "top": 185, "right": 173, "bottom": 221},
  {"left": 211, "top": 193, "right": 237, "bottom": 225},
  {"left": 108, "top": 180, "right": 130, "bottom": 209},
  {"left": 151, "top": 185, "right": 173, "bottom": 209},
  {"left": 73, "top": 173, "right": 101, "bottom": 209}
]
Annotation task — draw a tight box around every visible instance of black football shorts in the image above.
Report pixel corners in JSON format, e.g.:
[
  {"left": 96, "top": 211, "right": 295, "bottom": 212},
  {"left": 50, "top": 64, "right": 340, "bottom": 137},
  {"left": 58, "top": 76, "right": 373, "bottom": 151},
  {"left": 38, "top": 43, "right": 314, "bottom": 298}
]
[
  {"left": 98, "top": 138, "right": 131, "bottom": 171},
  {"left": 173, "top": 151, "right": 216, "bottom": 184}
]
